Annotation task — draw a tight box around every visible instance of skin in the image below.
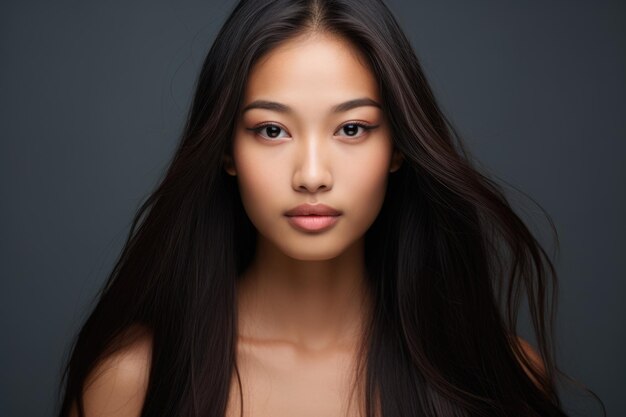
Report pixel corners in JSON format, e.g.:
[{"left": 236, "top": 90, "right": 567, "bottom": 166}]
[
  {"left": 69, "top": 31, "right": 547, "bottom": 417},
  {"left": 222, "top": 32, "right": 402, "bottom": 416}
]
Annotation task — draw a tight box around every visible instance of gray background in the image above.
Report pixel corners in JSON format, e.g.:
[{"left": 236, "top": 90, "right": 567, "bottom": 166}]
[{"left": 1, "top": 0, "right": 623, "bottom": 415}]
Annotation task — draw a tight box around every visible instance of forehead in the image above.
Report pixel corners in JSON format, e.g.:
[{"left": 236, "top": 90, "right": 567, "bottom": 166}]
[{"left": 243, "top": 34, "right": 380, "bottom": 109}]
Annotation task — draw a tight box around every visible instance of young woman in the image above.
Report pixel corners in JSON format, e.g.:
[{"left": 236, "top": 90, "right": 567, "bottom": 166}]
[{"left": 56, "top": 0, "right": 603, "bottom": 416}]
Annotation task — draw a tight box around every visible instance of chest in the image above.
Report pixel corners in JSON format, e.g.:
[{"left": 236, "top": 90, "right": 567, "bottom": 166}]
[{"left": 224, "top": 343, "right": 366, "bottom": 417}]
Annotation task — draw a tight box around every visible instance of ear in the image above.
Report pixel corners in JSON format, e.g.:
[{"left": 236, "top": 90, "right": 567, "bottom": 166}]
[
  {"left": 389, "top": 148, "right": 404, "bottom": 173},
  {"left": 222, "top": 153, "right": 237, "bottom": 176}
]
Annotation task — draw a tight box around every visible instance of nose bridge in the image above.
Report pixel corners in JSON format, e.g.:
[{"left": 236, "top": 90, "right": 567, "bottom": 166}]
[{"left": 293, "top": 130, "right": 332, "bottom": 192}]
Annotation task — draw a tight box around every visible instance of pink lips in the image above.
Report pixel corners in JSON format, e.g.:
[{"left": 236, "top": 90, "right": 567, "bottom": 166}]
[{"left": 284, "top": 203, "right": 342, "bottom": 232}]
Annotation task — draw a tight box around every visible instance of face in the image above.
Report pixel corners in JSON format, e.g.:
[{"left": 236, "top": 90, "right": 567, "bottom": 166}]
[{"left": 224, "top": 33, "right": 403, "bottom": 261}]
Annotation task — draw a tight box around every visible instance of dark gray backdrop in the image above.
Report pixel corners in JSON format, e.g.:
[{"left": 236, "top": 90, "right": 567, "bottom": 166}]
[{"left": 1, "top": 1, "right": 623, "bottom": 416}]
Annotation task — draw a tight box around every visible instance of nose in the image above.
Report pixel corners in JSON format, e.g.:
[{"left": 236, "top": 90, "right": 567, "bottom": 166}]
[{"left": 291, "top": 134, "right": 333, "bottom": 194}]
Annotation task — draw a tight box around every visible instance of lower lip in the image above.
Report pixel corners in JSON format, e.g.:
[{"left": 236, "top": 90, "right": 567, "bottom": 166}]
[{"left": 285, "top": 215, "right": 340, "bottom": 232}]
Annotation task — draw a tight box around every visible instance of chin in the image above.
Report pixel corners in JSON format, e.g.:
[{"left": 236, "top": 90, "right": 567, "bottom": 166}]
[
  {"left": 283, "top": 249, "right": 346, "bottom": 261},
  {"left": 276, "top": 242, "right": 350, "bottom": 262}
]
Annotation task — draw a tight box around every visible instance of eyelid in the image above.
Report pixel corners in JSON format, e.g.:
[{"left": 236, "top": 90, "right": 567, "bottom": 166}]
[
  {"left": 246, "top": 122, "right": 287, "bottom": 142},
  {"left": 246, "top": 120, "right": 379, "bottom": 141},
  {"left": 335, "top": 121, "right": 379, "bottom": 138}
]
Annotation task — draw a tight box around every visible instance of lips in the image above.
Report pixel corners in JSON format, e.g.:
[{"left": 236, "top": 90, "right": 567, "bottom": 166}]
[
  {"left": 284, "top": 203, "right": 342, "bottom": 232},
  {"left": 284, "top": 203, "right": 342, "bottom": 217}
]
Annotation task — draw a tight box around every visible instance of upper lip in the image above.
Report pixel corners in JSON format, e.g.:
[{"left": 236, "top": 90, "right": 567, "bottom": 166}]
[{"left": 285, "top": 203, "right": 342, "bottom": 216}]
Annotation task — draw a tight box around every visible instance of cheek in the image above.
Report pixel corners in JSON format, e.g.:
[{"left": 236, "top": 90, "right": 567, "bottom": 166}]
[
  {"left": 340, "top": 144, "right": 391, "bottom": 202},
  {"left": 232, "top": 142, "right": 283, "bottom": 224},
  {"left": 335, "top": 143, "right": 392, "bottom": 233}
]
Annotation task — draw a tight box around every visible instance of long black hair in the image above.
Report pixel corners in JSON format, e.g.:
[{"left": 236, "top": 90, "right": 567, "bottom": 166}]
[{"left": 56, "top": 0, "right": 604, "bottom": 416}]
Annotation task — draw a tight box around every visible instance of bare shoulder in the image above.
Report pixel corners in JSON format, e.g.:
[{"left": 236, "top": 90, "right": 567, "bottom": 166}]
[
  {"left": 69, "top": 324, "right": 153, "bottom": 417},
  {"left": 514, "top": 336, "right": 547, "bottom": 390}
]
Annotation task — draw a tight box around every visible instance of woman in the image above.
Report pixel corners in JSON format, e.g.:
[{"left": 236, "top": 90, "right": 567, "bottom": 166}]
[{"left": 56, "top": 0, "right": 601, "bottom": 416}]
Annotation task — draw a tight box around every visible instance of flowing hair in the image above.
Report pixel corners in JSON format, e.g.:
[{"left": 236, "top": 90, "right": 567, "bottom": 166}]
[{"left": 56, "top": 0, "right": 604, "bottom": 416}]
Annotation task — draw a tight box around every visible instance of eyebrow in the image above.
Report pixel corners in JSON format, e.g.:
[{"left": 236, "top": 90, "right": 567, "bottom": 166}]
[{"left": 240, "top": 97, "right": 382, "bottom": 115}]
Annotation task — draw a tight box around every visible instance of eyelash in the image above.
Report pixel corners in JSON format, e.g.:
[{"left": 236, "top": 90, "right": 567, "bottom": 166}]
[{"left": 247, "top": 121, "right": 378, "bottom": 141}]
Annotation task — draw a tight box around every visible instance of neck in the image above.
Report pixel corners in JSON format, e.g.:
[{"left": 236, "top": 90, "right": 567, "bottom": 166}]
[{"left": 236, "top": 236, "right": 372, "bottom": 353}]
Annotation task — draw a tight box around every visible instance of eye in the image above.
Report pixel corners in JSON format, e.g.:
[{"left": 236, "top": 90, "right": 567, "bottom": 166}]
[
  {"left": 246, "top": 121, "right": 379, "bottom": 141},
  {"left": 247, "top": 123, "right": 289, "bottom": 140},
  {"left": 335, "top": 121, "right": 378, "bottom": 139}
]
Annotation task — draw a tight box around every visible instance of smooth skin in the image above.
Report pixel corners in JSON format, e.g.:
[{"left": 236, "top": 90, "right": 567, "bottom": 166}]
[{"left": 70, "top": 33, "right": 546, "bottom": 417}]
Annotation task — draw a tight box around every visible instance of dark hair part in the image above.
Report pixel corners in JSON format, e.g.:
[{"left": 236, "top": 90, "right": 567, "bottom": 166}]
[{"left": 56, "top": 0, "right": 604, "bottom": 416}]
